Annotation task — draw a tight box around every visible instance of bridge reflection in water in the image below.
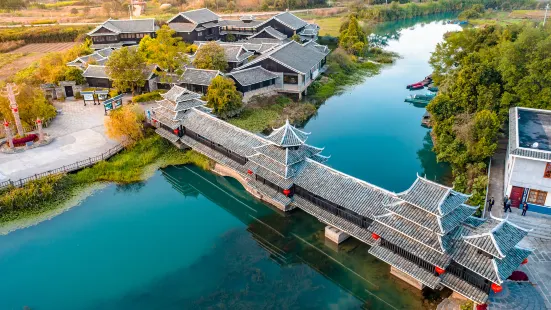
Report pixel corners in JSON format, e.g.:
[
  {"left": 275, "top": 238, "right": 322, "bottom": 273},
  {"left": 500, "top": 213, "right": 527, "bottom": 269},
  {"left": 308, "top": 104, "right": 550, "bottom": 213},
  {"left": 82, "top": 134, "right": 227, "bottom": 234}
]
[{"left": 160, "top": 165, "right": 438, "bottom": 309}]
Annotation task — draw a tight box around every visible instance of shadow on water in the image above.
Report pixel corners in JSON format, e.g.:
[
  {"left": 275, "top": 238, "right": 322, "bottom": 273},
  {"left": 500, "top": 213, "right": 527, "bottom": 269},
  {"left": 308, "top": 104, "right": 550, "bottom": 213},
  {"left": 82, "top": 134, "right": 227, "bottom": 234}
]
[
  {"left": 416, "top": 131, "right": 452, "bottom": 186},
  {"left": 86, "top": 165, "right": 445, "bottom": 310}
]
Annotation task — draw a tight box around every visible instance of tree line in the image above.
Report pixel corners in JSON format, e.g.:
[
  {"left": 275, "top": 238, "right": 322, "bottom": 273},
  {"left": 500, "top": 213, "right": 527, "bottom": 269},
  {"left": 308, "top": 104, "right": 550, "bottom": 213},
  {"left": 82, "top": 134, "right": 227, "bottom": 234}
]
[
  {"left": 428, "top": 22, "right": 551, "bottom": 207},
  {"left": 352, "top": 0, "right": 538, "bottom": 23}
]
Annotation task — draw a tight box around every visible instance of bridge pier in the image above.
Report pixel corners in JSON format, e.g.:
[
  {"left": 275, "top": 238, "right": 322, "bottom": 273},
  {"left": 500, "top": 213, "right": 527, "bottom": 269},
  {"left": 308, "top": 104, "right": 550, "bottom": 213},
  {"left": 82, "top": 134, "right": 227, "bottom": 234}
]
[
  {"left": 324, "top": 226, "right": 350, "bottom": 244},
  {"left": 390, "top": 267, "right": 424, "bottom": 290}
]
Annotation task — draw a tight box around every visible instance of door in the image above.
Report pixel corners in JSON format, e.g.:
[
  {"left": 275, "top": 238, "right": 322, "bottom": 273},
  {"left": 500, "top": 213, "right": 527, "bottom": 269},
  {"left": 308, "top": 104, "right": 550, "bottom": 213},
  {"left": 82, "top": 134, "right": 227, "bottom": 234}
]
[
  {"left": 510, "top": 186, "right": 525, "bottom": 208},
  {"left": 64, "top": 86, "right": 74, "bottom": 97}
]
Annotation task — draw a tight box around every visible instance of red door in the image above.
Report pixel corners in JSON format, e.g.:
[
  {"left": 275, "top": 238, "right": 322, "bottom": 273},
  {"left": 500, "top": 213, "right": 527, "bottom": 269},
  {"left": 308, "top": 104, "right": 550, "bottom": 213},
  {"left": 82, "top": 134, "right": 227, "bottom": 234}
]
[{"left": 509, "top": 186, "right": 525, "bottom": 208}]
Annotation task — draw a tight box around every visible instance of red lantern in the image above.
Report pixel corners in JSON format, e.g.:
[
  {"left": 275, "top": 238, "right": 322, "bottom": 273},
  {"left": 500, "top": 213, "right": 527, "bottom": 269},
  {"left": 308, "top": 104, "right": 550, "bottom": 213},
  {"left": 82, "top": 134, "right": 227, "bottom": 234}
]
[
  {"left": 435, "top": 266, "right": 445, "bottom": 275},
  {"left": 12, "top": 108, "right": 17, "bottom": 113},
  {"left": 3, "top": 121, "right": 8, "bottom": 127},
  {"left": 173, "top": 129, "right": 179, "bottom": 135},
  {"left": 36, "top": 119, "right": 42, "bottom": 124},
  {"left": 247, "top": 169, "right": 253, "bottom": 175},
  {"left": 371, "top": 233, "right": 380, "bottom": 240},
  {"left": 153, "top": 119, "right": 157, "bottom": 123},
  {"left": 283, "top": 189, "right": 291, "bottom": 196},
  {"left": 522, "top": 258, "right": 528, "bottom": 265},
  {"left": 491, "top": 283, "right": 503, "bottom": 294}
]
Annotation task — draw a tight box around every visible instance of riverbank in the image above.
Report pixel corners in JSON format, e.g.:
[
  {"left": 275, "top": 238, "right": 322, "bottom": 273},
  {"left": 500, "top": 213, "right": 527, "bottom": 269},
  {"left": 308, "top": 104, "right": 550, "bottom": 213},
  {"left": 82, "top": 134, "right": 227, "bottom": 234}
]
[
  {"left": 228, "top": 49, "right": 390, "bottom": 132},
  {"left": 0, "top": 130, "right": 211, "bottom": 227}
]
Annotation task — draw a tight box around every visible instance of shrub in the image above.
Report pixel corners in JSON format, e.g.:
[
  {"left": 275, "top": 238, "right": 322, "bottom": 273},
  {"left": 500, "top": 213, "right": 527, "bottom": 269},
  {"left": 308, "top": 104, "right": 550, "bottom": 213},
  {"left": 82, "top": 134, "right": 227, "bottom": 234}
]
[
  {"left": 74, "top": 91, "right": 82, "bottom": 99},
  {"left": 30, "top": 19, "right": 57, "bottom": 25},
  {"left": 70, "top": 8, "right": 78, "bottom": 14},
  {"left": 508, "top": 271, "right": 529, "bottom": 281},
  {"left": 0, "top": 25, "right": 92, "bottom": 43},
  {"left": 132, "top": 90, "right": 164, "bottom": 103},
  {"left": 0, "top": 40, "right": 25, "bottom": 53}
]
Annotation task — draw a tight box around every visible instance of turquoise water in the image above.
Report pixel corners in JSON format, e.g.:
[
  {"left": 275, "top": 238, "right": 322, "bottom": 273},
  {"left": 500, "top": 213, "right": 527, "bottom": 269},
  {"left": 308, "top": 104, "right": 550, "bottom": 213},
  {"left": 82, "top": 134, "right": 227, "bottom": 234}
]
[{"left": 0, "top": 17, "right": 460, "bottom": 310}]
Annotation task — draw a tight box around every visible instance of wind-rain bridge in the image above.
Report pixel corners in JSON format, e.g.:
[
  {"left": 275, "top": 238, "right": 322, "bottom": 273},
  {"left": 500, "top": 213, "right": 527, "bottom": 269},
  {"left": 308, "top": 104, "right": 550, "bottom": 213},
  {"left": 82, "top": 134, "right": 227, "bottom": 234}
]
[{"left": 149, "top": 86, "right": 532, "bottom": 306}]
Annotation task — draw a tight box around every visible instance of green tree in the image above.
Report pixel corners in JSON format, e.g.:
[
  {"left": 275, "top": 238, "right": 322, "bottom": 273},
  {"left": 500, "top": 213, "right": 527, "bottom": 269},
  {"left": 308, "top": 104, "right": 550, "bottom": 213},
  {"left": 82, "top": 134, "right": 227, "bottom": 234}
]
[
  {"left": 138, "top": 25, "right": 189, "bottom": 82},
  {"left": 105, "top": 47, "right": 148, "bottom": 95},
  {"left": 291, "top": 33, "right": 301, "bottom": 42},
  {"left": 0, "top": 84, "right": 56, "bottom": 128},
  {"left": 64, "top": 67, "right": 85, "bottom": 84},
  {"left": 339, "top": 15, "right": 367, "bottom": 55},
  {"left": 193, "top": 42, "right": 228, "bottom": 71},
  {"left": 206, "top": 76, "right": 242, "bottom": 118}
]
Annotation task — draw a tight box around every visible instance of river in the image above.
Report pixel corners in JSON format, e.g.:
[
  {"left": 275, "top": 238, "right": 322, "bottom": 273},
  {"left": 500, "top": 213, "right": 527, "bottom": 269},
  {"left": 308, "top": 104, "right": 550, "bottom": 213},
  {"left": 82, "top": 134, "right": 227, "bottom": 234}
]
[{"left": 0, "top": 15, "right": 461, "bottom": 310}]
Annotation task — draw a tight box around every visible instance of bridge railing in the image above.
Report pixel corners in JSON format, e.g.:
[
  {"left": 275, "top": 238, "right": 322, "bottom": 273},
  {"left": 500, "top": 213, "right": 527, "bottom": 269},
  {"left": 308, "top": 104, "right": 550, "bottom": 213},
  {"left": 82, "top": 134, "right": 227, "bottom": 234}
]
[{"left": 0, "top": 144, "right": 124, "bottom": 191}]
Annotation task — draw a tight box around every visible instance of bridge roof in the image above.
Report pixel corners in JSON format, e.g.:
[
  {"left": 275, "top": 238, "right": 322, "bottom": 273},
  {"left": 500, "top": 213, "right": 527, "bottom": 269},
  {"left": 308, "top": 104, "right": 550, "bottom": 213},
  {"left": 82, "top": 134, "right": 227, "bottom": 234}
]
[{"left": 265, "top": 120, "right": 309, "bottom": 147}]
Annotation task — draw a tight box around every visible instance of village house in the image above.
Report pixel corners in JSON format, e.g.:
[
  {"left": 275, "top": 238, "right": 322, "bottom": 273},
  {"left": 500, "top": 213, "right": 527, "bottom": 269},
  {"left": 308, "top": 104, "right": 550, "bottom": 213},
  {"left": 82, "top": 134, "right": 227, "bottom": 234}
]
[
  {"left": 254, "top": 11, "right": 319, "bottom": 41},
  {"left": 226, "top": 66, "right": 281, "bottom": 101},
  {"left": 194, "top": 42, "right": 254, "bottom": 70},
  {"left": 167, "top": 8, "right": 221, "bottom": 42},
  {"left": 234, "top": 40, "right": 329, "bottom": 99},
  {"left": 219, "top": 15, "right": 262, "bottom": 41},
  {"left": 505, "top": 107, "right": 551, "bottom": 214},
  {"left": 87, "top": 18, "right": 157, "bottom": 50},
  {"left": 82, "top": 64, "right": 159, "bottom": 93}
]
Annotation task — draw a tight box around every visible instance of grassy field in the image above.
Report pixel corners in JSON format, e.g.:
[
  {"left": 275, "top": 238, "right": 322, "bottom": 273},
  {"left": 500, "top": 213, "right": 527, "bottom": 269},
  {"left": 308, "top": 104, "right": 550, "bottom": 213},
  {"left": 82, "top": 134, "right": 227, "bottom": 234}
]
[
  {"left": 311, "top": 16, "right": 342, "bottom": 37},
  {"left": 469, "top": 10, "right": 545, "bottom": 26},
  {"left": 0, "top": 52, "right": 26, "bottom": 69},
  {"left": 229, "top": 96, "right": 317, "bottom": 132}
]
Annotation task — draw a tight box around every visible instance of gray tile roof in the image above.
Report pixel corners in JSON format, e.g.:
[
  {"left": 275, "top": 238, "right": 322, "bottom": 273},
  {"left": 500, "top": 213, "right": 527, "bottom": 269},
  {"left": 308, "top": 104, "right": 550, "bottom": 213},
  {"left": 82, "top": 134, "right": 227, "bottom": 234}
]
[
  {"left": 173, "top": 8, "right": 219, "bottom": 24},
  {"left": 386, "top": 201, "right": 441, "bottom": 233},
  {"left": 252, "top": 143, "right": 323, "bottom": 166},
  {"left": 440, "top": 204, "right": 478, "bottom": 233},
  {"left": 369, "top": 221, "right": 450, "bottom": 267},
  {"left": 219, "top": 19, "right": 262, "bottom": 28},
  {"left": 440, "top": 273, "right": 488, "bottom": 304},
  {"left": 88, "top": 18, "right": 156, "bottom": 35},
  {"left": 463, "top": 217, "right": 529, "bottom": 259},
  {"left": 227, "top": 66, "right": 279, "bottom": 86},
  {"left": 223, "top": 45, "right": 254, "bottom": 62},
  {"left": 180, "top": 68, "right": 219, "bottom": 86},
  {"left": 245, "top": 161, "right": 295, "bottom": 189},
  {"left": 181, "top": 108, "right": 266, "bottom": 157},
  {"left": 82, "top": 65, "right": 108, "bottom": 79},
  {"left": 155, "top": 128, "right": 179, "bottom": 143},
  {"left": 251, "top": 26, "right": 287, "bottom": 40},
  {"left": 495, "top": 247, "right": 531, "bottom": 282},
  {"left": 293, "top": 160, "right": 394, "bottom": 219},
  {"left": 169, "top": 22, "right": 197, "bottom": 32},
  {"left": 273, "top": 11, "right": 308, "bottom": 30},
  {"left": 161, "top": 85, "right": 202, "bottom": 103},
  {"left": 451, "top": 241, "right": 500, "bottom": 283},
  {"left": 463, "top": 216, "right": 487, "bottom": 228},
  {"left": 369, "top": 242, "right": 441, "bottom": 289},
  {"left": 265, "top": 119, "right": 309, "bottom": 147},
  {"left": 375, "top": 212, "right": 443, "bottom": 252},
  {"left": 293, "top": 195, "right": 376, "bottom": 246}
]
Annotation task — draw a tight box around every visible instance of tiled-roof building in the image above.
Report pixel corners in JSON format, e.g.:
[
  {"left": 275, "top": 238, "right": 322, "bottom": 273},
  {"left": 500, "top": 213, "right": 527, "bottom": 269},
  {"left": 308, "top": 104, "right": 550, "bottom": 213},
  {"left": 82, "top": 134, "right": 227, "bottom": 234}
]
[
  {"left": 87, "top": 19, "right": 157, "bottom": 49},
  {"left": 150, "top": 86, "right": 533, "bottom": 306},
  {"left": 506, "top": 107, "right": 551, "bottom": 214},
  {"left": 168, "top": 8, "right": 220, "bottom": 42},
  {"left": 235, "top": 40, "right": 329, "bottom": 99}
]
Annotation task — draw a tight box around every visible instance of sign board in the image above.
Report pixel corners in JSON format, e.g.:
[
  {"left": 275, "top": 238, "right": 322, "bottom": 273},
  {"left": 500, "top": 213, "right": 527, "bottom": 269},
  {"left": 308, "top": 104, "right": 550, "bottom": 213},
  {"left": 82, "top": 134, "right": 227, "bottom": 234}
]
[
  {"left": 103, "top": 94, "right": 124, "bottom": 115},
  {"left": 82, "top": 93, "right": 94, "bottom": 101}
]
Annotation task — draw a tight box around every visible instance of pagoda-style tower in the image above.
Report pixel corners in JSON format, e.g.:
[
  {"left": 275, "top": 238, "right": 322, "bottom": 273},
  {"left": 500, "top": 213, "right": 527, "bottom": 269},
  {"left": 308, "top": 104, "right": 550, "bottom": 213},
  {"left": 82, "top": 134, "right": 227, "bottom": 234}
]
[
  {"left": 151, "top": 85, "right": 205, "bottom": 143},
  {"left": 245, "top": 120, "right": 329, "bottom": 203},
  {"left": 368, "top": 175, "right": 532, "bottom": 304}
]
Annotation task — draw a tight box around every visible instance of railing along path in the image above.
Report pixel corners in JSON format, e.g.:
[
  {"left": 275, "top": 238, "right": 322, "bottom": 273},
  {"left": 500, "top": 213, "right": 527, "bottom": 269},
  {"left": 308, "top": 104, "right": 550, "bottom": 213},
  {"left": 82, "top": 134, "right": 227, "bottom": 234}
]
[{"left": 0, "top": 144, "right": 123, "bottom": 191}]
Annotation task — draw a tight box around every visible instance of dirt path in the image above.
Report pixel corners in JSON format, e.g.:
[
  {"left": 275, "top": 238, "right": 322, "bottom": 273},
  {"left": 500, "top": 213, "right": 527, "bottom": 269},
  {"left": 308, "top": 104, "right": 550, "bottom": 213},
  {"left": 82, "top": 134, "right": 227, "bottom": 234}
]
[{"left": 0, "top": 42, "right": 77, "bottom": 82}]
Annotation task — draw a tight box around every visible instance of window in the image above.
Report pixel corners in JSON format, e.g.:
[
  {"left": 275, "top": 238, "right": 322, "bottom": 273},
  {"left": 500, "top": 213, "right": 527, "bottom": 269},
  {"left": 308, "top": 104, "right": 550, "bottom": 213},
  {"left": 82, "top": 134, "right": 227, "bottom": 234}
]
[
  {"left": 528, "top": 189, "right": 547, "bottom": 205},
  {"left": 544, "top": 163, "right": 551, "bottom": 178},
  {"left": 197, "top": 31, "right": 203, "bottom": 36}
]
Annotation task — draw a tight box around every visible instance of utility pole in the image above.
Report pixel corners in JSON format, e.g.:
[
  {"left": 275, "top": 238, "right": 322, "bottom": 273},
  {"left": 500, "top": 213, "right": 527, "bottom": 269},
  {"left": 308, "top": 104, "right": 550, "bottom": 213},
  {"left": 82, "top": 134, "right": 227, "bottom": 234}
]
[
  {"left": 544, "top": 3, "right": 550, "bottom": 27},
  {"left": 129, "top": 3, "right": 133, "bottom": 20}
]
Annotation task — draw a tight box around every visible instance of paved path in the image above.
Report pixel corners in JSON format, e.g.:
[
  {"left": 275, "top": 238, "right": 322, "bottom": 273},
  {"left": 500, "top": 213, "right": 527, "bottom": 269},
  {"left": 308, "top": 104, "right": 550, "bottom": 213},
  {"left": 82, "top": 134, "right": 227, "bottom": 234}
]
[
  {"left": 488, "top": 281, "right": 548, "bottom": 309},
  {"left": 486, "top": 137, "right": 508, "bottom": 218},
  {"left": 0, "top": 98, "right": 121, "bottom": 181}
]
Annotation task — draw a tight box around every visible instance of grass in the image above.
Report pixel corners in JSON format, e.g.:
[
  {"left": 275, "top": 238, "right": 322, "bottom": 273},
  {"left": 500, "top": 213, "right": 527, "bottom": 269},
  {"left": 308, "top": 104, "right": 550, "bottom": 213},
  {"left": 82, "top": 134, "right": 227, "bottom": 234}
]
[
  {"left": 44, "top": 1, "right": 77, "bottom": 8},
  {"left": 229, "top": 96, "right": 317, "bottom": 132},
  {"left": 0, "top": 130, "right": 212, "bottom": 223},
  {"left": 310, "top": 16, "right": 343, "bottom": 37},
  {"left": 0, "top": 52, "right": 26, "bottom": 69}
]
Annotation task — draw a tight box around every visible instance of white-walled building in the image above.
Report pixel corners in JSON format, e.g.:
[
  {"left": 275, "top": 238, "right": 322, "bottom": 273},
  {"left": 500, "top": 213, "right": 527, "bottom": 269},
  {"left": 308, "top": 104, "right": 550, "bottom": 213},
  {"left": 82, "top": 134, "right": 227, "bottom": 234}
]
[{"left": 505, "top": 107, "right": 551, "bottom": 214}]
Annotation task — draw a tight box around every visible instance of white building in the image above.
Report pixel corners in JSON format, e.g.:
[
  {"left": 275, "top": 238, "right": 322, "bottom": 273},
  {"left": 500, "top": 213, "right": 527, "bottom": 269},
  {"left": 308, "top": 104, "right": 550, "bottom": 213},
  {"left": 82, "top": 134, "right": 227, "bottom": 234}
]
[{"left": 505, "top": 107, "right": 551, "bottom": 214}]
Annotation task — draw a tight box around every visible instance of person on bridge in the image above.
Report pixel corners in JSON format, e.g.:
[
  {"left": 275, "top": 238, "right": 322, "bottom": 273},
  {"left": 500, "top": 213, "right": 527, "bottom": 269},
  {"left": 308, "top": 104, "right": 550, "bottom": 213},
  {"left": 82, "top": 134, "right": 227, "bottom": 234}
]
[
  {"left": 504, "top": 198, "right": 512, "bottom": 213},
  {"left": 522, "top": 202, "right": 529, "bottom": 216},
  {"left": 487, "top": 196, "right": 495, "bottom": 212}
]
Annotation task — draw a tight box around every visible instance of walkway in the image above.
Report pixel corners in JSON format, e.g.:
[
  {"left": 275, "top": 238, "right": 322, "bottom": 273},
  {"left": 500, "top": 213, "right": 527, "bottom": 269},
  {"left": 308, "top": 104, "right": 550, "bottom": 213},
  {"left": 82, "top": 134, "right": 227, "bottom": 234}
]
[
  {"left": 488, "top": 281, "right": 548, "bottom": 310},
  {"left": 0, "top": 98, "right": 120, "bottom": 181},
  {"left": 486, "top": 137, "right": 508, "bottom": 218}
]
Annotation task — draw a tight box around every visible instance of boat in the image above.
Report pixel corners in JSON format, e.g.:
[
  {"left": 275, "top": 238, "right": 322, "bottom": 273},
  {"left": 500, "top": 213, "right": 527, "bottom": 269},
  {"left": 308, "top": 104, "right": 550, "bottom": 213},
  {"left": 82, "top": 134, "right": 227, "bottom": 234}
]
[
  {"left": 409, "top": 84, "right": 424, "bottom": 90},
  {"left": 428, "top": 85, "right": 438, "bottom": 92},
  {"left": 406, "top": 82, "right": 424, "bottom": 89},
  {"left": 404, "top": 93, "right": 434, "bottom": 105}
]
